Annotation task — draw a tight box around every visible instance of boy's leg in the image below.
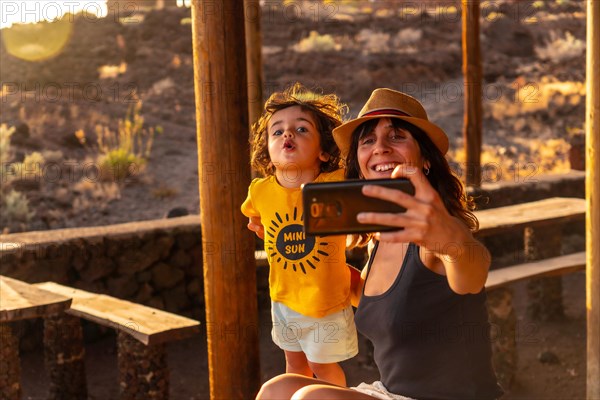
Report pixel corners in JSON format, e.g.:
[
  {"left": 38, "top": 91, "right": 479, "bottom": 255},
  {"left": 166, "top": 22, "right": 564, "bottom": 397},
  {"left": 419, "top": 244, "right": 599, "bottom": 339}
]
[
  {"left": 284, "top": 350, "right": 312, "bottom": 377},
  {"left": 306, "top": 361, "right": 346, "bottom": 386},
  {"left": 300, "top": 305, "right": 358, "bottom": 386}
]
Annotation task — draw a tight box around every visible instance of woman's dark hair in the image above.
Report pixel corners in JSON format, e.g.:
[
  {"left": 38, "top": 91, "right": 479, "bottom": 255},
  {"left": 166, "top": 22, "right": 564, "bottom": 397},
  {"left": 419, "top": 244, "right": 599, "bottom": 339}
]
[
  {"left": 345, "top": 118, "right": 478, "bottom": 247},
  {"left": 250, "top": 83, "right": 347, "bottom": 176}
]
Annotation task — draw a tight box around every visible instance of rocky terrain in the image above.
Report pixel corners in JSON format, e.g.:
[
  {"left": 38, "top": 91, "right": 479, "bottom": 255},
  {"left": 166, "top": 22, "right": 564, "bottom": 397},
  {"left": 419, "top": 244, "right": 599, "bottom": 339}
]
[{"left": 0, "top": 0, "right": 587, "bottom": 234}]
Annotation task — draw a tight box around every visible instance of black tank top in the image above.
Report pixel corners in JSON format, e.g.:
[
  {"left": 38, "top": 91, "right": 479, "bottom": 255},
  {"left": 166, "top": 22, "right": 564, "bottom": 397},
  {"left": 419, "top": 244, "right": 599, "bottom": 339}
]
[{"left": 354, "top": 242, "right": 503, "bottom": 399}]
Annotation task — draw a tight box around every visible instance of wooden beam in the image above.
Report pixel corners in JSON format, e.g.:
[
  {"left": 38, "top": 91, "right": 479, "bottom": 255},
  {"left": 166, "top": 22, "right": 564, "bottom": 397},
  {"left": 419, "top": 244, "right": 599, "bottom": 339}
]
[
  {"left": 586, "top": 0, "right": 600, "bottom": 397},
  {"left": 461, "top": 0, "right": 483, "bottom": 186},
  {"left": 190, "top": 2, "right": 260, "bottom": 399},
  {"left": 245, "top": 0, "right": 264, "bottom": 130}
]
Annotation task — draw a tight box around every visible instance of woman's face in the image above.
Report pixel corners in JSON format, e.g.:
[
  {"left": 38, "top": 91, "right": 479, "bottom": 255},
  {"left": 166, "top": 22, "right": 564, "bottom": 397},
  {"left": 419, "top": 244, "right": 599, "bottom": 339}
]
[{"left": 357, "top": 118, "right": 426, "bottom": 180}]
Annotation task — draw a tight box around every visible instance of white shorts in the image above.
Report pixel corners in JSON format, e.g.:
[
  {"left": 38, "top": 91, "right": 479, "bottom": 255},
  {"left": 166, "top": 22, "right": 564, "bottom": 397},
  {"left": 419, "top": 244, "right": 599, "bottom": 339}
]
[
  {"left": 270, "top": 301, "right": 358, "bottom": 364},
  {"left": 351, "top": 381, "right": 416, "bottom": 400}
]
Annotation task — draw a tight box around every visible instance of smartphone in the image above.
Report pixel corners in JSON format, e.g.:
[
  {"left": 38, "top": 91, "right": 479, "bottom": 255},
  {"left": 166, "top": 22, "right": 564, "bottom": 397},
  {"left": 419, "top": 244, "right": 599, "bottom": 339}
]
[{"left": 302, "top": 178, "right": 415, "bottom": 236}]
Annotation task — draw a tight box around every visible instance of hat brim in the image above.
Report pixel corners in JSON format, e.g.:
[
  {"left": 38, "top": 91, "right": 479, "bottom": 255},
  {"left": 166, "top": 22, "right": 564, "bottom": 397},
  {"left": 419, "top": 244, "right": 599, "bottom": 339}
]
[{"left": 333, "top": 114, "right": 449, "bottom": 157}]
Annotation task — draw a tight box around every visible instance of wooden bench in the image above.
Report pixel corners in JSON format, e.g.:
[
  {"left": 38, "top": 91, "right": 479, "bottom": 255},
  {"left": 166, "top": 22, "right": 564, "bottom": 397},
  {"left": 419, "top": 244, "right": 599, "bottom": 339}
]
[
  {"left": 475, "top": 197, "right": 586, "bottom": 321},
  {"left": 486, "top": 252, "right": 586, "bottom": 290},
  {"left": 474, "top": 197, "right": 586, "bottom": 389},
  {"left": 483, "top": 252, "right": 586, "bottom": 390},
  {"left": 0, "top": 276, "right": 72, "bottom": 400},
  {"left": 34, "top": 282, "right": 201, "bottom": 400},
  {"left": 475, "top": 197, "right": 586, "bottom": 237}
]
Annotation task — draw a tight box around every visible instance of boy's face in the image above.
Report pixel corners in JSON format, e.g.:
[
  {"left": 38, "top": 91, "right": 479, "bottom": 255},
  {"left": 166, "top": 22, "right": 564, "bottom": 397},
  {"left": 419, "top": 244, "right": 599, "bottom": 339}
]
[{"left": 267, "top": 105, "right": 328, "bottom": 175}]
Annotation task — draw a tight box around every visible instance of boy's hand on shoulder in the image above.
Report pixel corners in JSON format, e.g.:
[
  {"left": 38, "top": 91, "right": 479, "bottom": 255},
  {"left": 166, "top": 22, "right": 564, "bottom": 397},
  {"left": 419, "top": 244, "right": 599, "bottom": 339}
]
[{"left": 247, "top": 216, "right": 264, "bottom": 239}]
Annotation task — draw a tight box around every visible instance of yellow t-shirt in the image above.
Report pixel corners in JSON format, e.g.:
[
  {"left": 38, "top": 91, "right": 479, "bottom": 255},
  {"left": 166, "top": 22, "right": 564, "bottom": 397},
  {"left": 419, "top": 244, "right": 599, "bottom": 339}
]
[{"left": 241, "top": 169, "right": 350, "bottom": 318}]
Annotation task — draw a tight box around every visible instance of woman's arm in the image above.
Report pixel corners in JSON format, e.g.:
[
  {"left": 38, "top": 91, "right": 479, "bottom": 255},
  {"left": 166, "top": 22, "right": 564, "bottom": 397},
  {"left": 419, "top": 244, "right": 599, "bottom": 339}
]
[
  {"left": 356, "top": 165, "right": 490, "bottom": 294},
  {"left": 419, "top": 215, "right": 490, "bottom": 294}
]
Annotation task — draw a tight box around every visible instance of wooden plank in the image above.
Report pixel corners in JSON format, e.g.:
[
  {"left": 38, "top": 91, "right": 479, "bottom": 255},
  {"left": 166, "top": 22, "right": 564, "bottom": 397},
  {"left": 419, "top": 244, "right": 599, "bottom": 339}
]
[
  {"left": 485, "top": 252, "right": 586, "bottom": 290},
  {"left": 475, "top": 197, "right": 586, "bottom": 236},
  {"left": 586, "top": 0, "right": 600, "bottom": 397},
  {"left": 34, "top": 282, "right": 200, "bottom": 346},
  {"left": 0, "top": 276, "right": 71, "bottom": 322}
]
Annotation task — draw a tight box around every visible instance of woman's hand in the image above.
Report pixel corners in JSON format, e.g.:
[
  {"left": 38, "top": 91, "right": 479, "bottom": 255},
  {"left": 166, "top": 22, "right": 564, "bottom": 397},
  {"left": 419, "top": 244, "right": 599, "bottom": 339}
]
[
  {"left": 356, "top": 165, "right": 456, "bottom": 247},
  {"left": 247, "top": 216, "right": 264, "bottom": 239},
  {"left": 356, "top": 165, "right": 490, "bottom": 294}
]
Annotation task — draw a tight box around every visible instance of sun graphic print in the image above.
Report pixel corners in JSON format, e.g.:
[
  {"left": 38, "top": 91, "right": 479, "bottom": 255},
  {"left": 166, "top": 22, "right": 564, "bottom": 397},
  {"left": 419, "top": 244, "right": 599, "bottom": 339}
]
[{"left": 265, "top": 206, "right": 330, "bottom": 274}]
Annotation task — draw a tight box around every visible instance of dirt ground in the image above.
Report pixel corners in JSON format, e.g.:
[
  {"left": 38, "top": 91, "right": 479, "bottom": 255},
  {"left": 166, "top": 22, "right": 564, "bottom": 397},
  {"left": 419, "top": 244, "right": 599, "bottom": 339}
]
[{"left": 0, "top": 0, "right": 590, "bottom": 398}]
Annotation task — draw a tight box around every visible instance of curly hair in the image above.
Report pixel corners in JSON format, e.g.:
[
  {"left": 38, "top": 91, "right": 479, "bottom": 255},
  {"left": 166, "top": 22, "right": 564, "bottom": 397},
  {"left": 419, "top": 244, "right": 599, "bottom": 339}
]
[
  {"left": 250, "top": 83, "right": 347, "bottom": 176},
  {"left": 345, "top": 118, "right": 478, "bottom": 248}
]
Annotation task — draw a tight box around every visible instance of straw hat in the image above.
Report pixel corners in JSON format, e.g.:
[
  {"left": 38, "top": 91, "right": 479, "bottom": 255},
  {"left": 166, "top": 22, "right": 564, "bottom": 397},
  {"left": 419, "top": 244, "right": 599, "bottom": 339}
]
[{"left": 333, "top": 88, "right": 449, "bottom": 157}]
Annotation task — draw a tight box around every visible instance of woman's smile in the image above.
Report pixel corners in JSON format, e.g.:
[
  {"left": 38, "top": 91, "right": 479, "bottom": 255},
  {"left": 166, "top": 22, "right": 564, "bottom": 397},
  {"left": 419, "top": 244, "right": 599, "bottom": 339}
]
[{"left": 371, "top": 162, "right": 401, "bottom": 173}]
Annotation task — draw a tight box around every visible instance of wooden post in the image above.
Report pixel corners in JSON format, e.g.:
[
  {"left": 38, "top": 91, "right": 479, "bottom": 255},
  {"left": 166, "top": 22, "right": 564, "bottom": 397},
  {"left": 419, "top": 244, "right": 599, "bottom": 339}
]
[
  {"left": 486, "top": 288, "right": 517, "bottom": 389},
  {"left": 190, "top": 2, "right": 260, "bottom": 399},
  {"left": 44, "top": 314, "right": 88, "bottom": 400},
  {"left": 586, "top": 0, "right": 600, "bottom": 397},
  {"left": 461, "top": 0, "right": 482, "bottom": 186},
  {"left": 0, "top": 323, "right": 21, "bottom": 400},
  {"left": 117, "top": 333, "right": 168, "bottom": 400},
  {"left": 524, "top": 226, "right": 564, "bottom": 320},
  {"left": 245, "top": 0, "right": 264, "bottom": 129}
]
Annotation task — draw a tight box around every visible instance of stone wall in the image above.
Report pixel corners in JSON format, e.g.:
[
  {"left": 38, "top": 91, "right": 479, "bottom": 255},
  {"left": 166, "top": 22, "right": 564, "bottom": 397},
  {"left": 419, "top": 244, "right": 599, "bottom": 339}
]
[{"left": 0, "top": 216, "right": 205, "bottom": 319}]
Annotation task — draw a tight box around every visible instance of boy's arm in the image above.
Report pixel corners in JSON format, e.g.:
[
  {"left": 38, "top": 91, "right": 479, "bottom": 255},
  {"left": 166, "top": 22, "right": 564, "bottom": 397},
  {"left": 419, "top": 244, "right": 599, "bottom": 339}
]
[
  {"left": 247, "top": 216, "right": 264, "bottom": 239},
  {"left": 348, "top": 264, "right": 363, "bottom": 308},
  {"left": 349, "top": 240, "right": 375, "bottom": 307}
]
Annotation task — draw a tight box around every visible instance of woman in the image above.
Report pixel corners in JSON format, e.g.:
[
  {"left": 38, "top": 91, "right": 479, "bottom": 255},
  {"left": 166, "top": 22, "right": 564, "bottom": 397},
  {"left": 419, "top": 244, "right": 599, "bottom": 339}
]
[{"left": 255, "top": 88, "right": 503, "bottom": 400}]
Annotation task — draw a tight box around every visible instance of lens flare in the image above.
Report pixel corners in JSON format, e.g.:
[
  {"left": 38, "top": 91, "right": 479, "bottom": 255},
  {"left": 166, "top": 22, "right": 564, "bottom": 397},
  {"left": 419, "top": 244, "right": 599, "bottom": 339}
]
[{"left": 2, "top": 17, "right": 73, "bottom": 62}]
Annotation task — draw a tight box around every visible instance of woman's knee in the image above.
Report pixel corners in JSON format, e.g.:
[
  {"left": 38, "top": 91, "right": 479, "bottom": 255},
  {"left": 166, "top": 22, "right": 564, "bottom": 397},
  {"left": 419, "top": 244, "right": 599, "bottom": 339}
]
[
  {"left": 256, "top": 374, "right": 317, "bottom": 400},
  {"left": 291, "top": 385, "right": 345, "bottom": 400}
]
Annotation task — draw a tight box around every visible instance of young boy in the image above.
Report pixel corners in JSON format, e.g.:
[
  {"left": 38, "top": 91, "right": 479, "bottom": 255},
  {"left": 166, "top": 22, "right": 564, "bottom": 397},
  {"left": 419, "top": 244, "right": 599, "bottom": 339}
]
[{"left": 241, "top": 83, "right": 357, "bottom": 386}]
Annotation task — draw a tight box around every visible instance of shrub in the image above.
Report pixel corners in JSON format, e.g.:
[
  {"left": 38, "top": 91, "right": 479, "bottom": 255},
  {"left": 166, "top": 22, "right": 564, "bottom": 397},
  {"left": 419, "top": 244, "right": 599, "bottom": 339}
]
[
  {"left": 1, "top": 190, "right": 34, "bottom": 225},
  {"left": 0, "top": 124, "right": 15, "bottom": 164},
  {"left": 293, "top": 31, "right": 340, "bottom": 53},
  {"left": 79, "top": 100, "right": 162, "bottom": 182},
  {"left": 10, "top": 152, "right": 45, "bottom": 179},
  {"left": 536, "top": 31, "right": 585, "bottom": 63},
  {"left": 0, "top": 124, "right": 39, "bottom": 232},
  {"left": 356, "top": 29, "right": 391, "bottom": 54}
]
